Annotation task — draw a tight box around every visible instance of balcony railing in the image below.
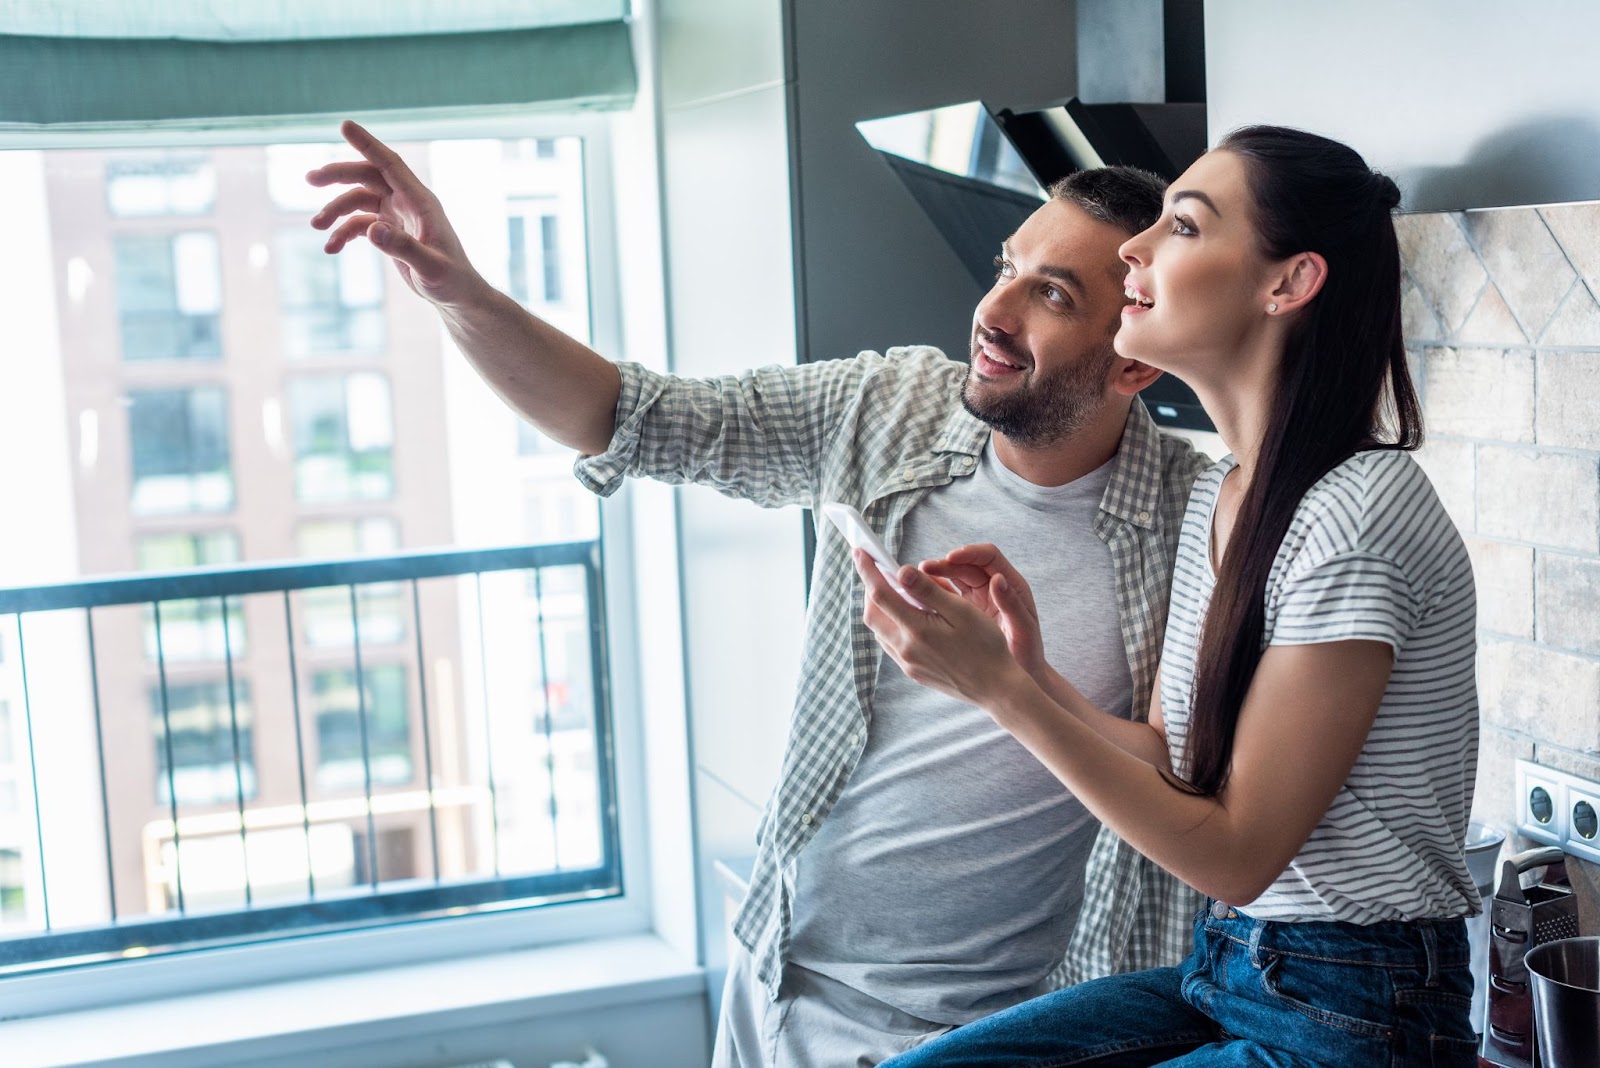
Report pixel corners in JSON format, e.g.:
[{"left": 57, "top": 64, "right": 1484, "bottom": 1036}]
[{"left": 0, "top": 543, "right": 620, "bottom": 975}]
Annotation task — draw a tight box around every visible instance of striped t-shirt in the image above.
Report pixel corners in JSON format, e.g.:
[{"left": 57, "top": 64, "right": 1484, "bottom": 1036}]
[{"left": 1160, "top": 449, "right": 1480, "bottom": 923}]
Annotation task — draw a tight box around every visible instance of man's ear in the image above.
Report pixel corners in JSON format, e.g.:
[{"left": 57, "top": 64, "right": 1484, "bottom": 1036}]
[
  {"left": 1267, "top": 251, "right": 1328, "bottom": 315},
  {"left": 1109, "top": 358, "right": 1163, "bottom": 398}
]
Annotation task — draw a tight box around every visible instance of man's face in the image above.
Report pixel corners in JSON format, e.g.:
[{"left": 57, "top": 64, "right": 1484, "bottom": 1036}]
[{"left": 963, "top": 199, "right": 1133, "bottom": 447}]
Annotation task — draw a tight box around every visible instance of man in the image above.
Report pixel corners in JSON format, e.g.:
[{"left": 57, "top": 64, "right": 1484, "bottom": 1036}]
[{"left": 309, "top": 120, "right": 1208, "bottom": 1066}]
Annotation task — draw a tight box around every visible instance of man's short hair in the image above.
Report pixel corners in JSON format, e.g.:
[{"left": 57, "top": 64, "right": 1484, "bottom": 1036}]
[{"left": 1047, "top": 167, "right": 1168, "bottom": 238}]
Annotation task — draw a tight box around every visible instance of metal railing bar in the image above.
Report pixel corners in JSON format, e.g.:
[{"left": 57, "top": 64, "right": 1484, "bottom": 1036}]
[
  {"left": 474, "top": 571, "right": 502, "bottom": 877},
  {"left": 532, "top": 567, "right": 560, "bottom": 869},
  {"left": 583, "top": 549, "right": 622, "bottom": 875},
  {"left": 283, "top": 591, "right": 315, "bottom": 900},
  {"left": 85, "top": 608, "right": 118, "bottom": 923},
  {"left": 220, "top": 595, "right": 251, "bottom": 908},
  {"left": 411, "top": 578, "right": 441, "bottom": 884},
  {"left": 0, "top": 865, "right": 619, "bottom": 972},
  {"left": 0, "top": 543, "right": 598, "bottom": 613},
  {"left": 16, "top": 614, "right": 51, "bottom": 932},
  {"left": 152, "top": 602, "right": 185, "bottom": 915},
  {"left": 349, "top": 585, "right": 379, "bottom": 890}
]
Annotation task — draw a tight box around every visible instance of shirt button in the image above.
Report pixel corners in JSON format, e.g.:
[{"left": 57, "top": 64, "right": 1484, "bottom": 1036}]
[
  {"left": 850, "top": 733, "right": 860, "bottom": 746},
  {"left": 901, "top": 468, "right": 915, "bottom": 482},
  {"left": 1210, "top": 899, "right": 1231, "bottom": 919},
  {"left": 801, "top": 813, "right": 814, "bottom": 825},
  {"left": 1137, "top": 510, "right": 1152, "bottom": 523}
]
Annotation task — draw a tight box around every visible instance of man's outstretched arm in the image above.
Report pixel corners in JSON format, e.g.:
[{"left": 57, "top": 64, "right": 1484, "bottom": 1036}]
[{"left": 308, "top": 120, "right": 620, "bottom": 456}]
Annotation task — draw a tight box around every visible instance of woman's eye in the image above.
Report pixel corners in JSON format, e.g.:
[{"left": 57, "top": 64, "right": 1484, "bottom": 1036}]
[{"left": 1171, "top": 214, "right": 1198, "bottom": 237}]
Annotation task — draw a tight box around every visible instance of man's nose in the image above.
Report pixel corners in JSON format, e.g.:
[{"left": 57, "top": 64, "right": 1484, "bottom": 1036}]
[{"left": 977, "top": 282, "right": 1023, "bottom": 334}]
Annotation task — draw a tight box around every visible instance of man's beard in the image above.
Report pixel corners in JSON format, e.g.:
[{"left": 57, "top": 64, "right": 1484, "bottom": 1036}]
[{"left": 962, "top": 330, "right": 1118, "bottom": 448}]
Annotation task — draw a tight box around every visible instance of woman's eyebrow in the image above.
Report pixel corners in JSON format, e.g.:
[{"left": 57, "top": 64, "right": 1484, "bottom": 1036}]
[{"left": 1169, "top": 189, "right": 1220, "bottom": 217}]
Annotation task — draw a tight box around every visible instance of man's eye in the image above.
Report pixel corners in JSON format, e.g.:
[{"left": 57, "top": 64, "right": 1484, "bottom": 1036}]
[
  {"left": 1044, "top": 286, "right": 1066, "bottom": 304},
  {"left": 993, "top": 255, "right": 1014, "bottom": 278}
]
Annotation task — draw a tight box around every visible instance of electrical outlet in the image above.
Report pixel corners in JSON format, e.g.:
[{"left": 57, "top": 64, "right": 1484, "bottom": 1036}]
[
  {"left": 1567, "top": 785, "right": 1600, "bottom": 865},
  {"left": 1515, "top": 758, "right": 1600, "bottom": 864},
  {"left": 1517, "top": 759, "right": 1567, "bottom": 846}
]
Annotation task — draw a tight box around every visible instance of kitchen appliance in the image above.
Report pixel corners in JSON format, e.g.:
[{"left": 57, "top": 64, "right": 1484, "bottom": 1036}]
[
  {"left": 1525, "top": 936, "right": 1600, "bottom": 1068},
  {"left": 1480, "top": 847, "right": 1580, "bottom": 1068}
]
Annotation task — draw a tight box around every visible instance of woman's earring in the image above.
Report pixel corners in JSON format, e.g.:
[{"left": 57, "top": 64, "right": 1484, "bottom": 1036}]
[{"left": 1267, "top": 302, "right": 1278, "bottom": 313}]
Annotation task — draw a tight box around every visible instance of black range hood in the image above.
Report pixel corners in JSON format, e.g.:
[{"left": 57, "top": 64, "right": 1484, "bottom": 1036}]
[{"left": 858, "top": 97, "right": 1213, "bottom": 432}]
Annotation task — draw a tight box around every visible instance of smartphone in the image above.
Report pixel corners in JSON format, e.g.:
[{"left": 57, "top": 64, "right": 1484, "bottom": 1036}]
[{"left": 821, "top": 502, "right": 928, "bottom": 610}]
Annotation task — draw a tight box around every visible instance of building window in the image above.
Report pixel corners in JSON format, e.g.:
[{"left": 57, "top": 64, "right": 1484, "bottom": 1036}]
[
  {"left": 275, "top": 226, "right": 385, "bottom": 356},
  {"left": 0, "top": 848, "right": 24, "bottom": 926},
  {"left": 507, "top": 203, "right": 565, "bottom": 308},
  {"left": 312, "top": 665, "right": 412, "bottom": 791},
  {"left": 152, "top": 679, "right": 256, "bottom": 807},
  {"left": 138, "top": 532, "right": 246, "bottom": 662},
  {"left": 106, "top": 155, "right": 216, "bottom": 217},
  {"left": 114, "top": 232, "right": 223, "bottom": 361},
  {"left": 0, "top": 698, "right": 12, "bottom": 765},
  {"left": 128, "top": 386, "right": 233, "bottom": 515},
  {"left": 288, "top": 373, "right": 394, "bottom": 502},
  {"left": 296, "top": 518, "right": 404, "bottom": 647}
]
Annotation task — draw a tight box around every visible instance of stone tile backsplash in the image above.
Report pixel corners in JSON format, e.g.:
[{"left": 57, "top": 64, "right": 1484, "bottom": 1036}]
[{"left": 1400, "top": 201, "right": 1600, "bottom": 901}]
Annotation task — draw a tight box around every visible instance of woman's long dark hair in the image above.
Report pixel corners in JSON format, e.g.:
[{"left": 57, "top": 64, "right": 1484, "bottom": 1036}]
[{"left": 1177, "top": 126, "right": 1422, "bottom": 797}]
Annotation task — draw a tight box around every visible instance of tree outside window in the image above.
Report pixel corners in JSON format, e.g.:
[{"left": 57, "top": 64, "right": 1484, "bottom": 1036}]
[
  {"left": 288, "top": 373, "right": 394, "bottom": 503},
  {"left": 114, "top": 232, "right": 222, "bottom": 361},
  {"left": 128, "top": 386, "right": 233, "bottom": 515}
]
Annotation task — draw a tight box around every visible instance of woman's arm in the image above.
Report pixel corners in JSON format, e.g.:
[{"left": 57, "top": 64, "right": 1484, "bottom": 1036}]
[{"left": 864, "top": 556, "right": 1391, "bottom": 904}]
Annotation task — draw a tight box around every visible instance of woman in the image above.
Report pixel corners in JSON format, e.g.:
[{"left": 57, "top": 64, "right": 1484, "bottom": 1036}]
[{"left": 865, "top": 127, "right": 1480, "bottom": 1067}]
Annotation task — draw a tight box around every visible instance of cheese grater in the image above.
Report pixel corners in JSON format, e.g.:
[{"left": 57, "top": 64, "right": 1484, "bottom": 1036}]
[{"left": 1479, "top": 847, "right": 1579, "bottom": 1068}]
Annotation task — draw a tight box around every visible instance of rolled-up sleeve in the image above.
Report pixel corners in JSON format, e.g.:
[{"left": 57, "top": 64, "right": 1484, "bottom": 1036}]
[{"left": 573, "top": 361, "right": 669, "bottom": 498}]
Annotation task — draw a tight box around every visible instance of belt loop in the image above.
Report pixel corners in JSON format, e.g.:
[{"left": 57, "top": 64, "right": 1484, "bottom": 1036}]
[
  {"left": 1420, "top": 921, "right": 1439, "bottom": 986},
  {"left": 1248, "top": 919, "right": 1267, "bottom": 969}
]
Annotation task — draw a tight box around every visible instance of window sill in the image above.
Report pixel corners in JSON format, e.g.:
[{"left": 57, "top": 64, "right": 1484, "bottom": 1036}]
[{"left": 2, "top": 934, "right": 703, "bottom": 1068}]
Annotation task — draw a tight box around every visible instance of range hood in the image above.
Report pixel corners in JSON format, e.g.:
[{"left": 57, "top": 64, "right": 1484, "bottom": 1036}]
[{"left": 857, "top": 98, "right": 1213, "bottom": 432}]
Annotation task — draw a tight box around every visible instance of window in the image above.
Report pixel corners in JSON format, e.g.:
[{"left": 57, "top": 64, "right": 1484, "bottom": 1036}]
[
  {"left": 296, "top": 518, "right": 404, "bottom": 647},
  {"left": 275, "top": 226, "right": 385, "bottom": 356},
  {"left": 0, "top": 849, "right": 23, "bottom": 927},
  {"left": 288, "top": 373, "right": 394, "bottom": 502},
  {"left": 106, "top": 155, "right": 215, "bottom": 217},
  {"left": 114, "top": 232, "right": 223, "bottom": 361},
  {"left": 507, "top": 202, "right": 567, "bottom": 309},
  {"left": 152, "top": 679, "right": 256, "bottom": 806},
  {"left": 312, "top": 666, "right": 411, "bottom": 791},
  {"left": 0, "top": 699, "right": 11, "bottom": 765},
  {"left": 0, "top": 121, "right": 637, "bottom": 997},
  {"left": 138, "top": 531, "right": 246, "bottom": 661},
  {"left": 128, "top": 386, "right": 233, "bottom": 514}
]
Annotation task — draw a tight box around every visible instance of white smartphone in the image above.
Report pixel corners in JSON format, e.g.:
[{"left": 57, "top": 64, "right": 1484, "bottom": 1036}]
[{"left": 821, "top": 502, "right": 928, "bottom": 610}]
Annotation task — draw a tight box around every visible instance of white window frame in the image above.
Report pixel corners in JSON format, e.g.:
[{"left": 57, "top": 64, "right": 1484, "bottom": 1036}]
[{"left": 0, "top": 110, "right": 678, "bottom": 1021}]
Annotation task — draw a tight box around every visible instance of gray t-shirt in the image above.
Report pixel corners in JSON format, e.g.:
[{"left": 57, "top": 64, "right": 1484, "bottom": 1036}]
[{"left": 788, "top": 443, "right": 1134, "bottom": 1024}]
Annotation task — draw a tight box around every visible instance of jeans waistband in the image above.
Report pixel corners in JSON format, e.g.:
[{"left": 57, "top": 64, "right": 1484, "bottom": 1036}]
[{"left": 1201, "top": 900, "right": 1470, "bottom": 971}]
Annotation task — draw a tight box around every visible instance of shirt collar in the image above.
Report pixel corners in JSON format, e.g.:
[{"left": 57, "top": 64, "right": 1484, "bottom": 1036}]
[{"left": 932, "top": 386, "right": 1167, "bottom": 530}]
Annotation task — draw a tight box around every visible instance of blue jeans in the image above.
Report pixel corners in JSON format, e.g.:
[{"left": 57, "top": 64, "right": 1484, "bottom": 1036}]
[{"left": 882, "top": 904, "right": 1477, "bottom": 1067}]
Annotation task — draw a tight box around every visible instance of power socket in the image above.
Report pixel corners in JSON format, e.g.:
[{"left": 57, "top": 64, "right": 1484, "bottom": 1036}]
[{"left": 1515, "top": 758, "right": 1600, "bottom": 864}]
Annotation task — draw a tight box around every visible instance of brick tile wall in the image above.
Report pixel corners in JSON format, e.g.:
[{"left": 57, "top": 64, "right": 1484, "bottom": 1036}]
[{"left": 1400, "top": 201, "right": 1600, "bottom": 902}]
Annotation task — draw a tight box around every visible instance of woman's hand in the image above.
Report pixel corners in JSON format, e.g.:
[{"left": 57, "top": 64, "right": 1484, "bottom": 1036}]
[
  {"left": 921, "top": 544, "right": 1047, "bottom": 678},
  {"left": 853, "top": 549, "right": 1032, "bottom": 709}
]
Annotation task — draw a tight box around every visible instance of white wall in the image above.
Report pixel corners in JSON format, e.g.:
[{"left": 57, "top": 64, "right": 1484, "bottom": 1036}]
[{"left": 1205, "top": 0, "right": 1600, "bottom": 212}]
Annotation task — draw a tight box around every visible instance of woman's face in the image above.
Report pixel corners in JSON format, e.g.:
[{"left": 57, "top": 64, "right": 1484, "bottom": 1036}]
[{"left": 1115, "top": 150, "right": 1281, "bottom": 377}]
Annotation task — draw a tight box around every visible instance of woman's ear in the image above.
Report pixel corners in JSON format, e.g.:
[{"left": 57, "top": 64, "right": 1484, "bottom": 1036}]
[{"left": 1266, "top": 251, "right": 1328, "bottom": 316}]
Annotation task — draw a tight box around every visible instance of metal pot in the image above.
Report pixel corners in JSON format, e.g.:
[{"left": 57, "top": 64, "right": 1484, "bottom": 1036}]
[{"left": 1526, "top": 936, "right": 1600, "bottom": 1068}]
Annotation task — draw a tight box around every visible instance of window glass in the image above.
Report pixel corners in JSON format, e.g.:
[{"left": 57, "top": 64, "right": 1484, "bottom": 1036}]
[
  {"left": 0, "top": 699, "right": 12, "bottom": 765},
  {"left": 275, "top": 226, "right": 385, "bottom": 356},
  {"left": 128, "top": 386, "right": 234, "bottom": 514},
  {"left": 152, "top": 679, "right": 256, "bottom": 806},
  {"left": 0, "top": 848, "right": 24, "bottom": 926},
  {"left": 296, "top": 518, "right": 404, "bottom": 647},
  {"left": 287, "top": 373, "right": 393, "bottom": 502},
  {"left": 114, "top": 232, "right": 223, "bottom": 360},
  {"left": 106, "top": 155, "right": 216, "bottom": 217},
  {"left": 312, "top": 666, "right": 411, "bottom": 791},
  {"left": 138, "top": 532, "right": 246, "bottom": 661}
]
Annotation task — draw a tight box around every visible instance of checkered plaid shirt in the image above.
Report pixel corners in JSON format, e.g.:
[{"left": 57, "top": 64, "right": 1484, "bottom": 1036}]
[{"left": 576, "top": 347, "right": 1209, "bottom": 1002}]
